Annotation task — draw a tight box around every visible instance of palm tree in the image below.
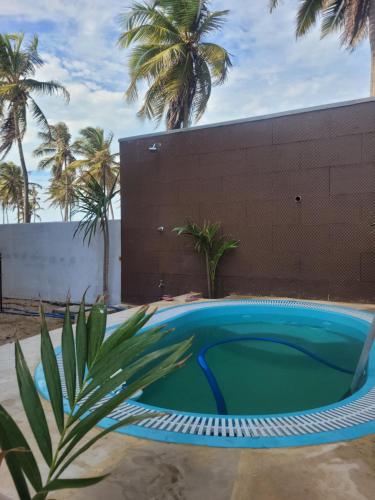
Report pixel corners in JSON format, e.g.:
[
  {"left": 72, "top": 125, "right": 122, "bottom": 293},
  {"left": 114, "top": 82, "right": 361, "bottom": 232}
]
[
  {"left": 34, "top": 122, "right": 75, "bottom": 221},
  {"left": 0, "top": 33, "right": 69, "bottom": 222},
  {"left": 28, "top": 185, "right": 42, "bottom": 222},
  {"left": 72, "top": 175, "right": 119, "bottom": 303},
  {"left": 173, "top": 221, "right": 239, "bottom": 298},
  {"left": 0, "top": 161, "right": 23, "bottom": 222},
  {"left": 46, "top": 170, "right": 76, "bottom": 221},
  {"left": 270, "top": 1, "right": 375, "bottom": 96},
  {"left": 118, "top": 0, "right": 232, "bottom": 129},
  {"left": 71, "top": 127, "right": 119, "bottom": 200}
]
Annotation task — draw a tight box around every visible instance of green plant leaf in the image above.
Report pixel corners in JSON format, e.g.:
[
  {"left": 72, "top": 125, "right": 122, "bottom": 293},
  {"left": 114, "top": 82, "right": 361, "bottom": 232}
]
[
  {"left": 53, "top": 414, "right": 152, "bottom": 477},
  {"left": 43, "top": 475, "right": 109, "bottom": 492},
  {"left": 61, "top": 302, "right": 76, "bottom": 408},
  {"left": 0, "top": 445, "right": 30, "bottom": 499},
  {"left": 15, "top": 341, "right": 53, "bottom": 466},
  {"left": 73, "top": 339, "right": 189, "bottom": 422},
  {"left": 75, "top": 297, "right": 88, "bottom": 388},
  {"left": 95, "top": 305, "right": 152, "bottom": 361},
  {"left": 0, "top": 404, "right": 42, "bottom": 494},
  {"left": 40, "top": 304, "right": 64, "bottom": 434},
  {"left": 87, "top": 300, "right": 107, "bottom": 367},
  {"left": 63, "top": 336, "right": 192, "bottom": 446},
  {"left": 79, "top": 325, "right": 171, "bottom": 400}
]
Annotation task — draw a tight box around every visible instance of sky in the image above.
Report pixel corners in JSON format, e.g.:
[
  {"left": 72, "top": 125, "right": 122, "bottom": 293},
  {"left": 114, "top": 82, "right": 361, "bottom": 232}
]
[{"left": 0, "top": 0, "right": 370, "bottom": 222}]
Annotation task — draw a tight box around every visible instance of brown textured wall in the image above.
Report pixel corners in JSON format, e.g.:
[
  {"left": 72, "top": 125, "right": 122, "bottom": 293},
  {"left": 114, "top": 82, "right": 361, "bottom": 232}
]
[{"left": 120, "top": 99, "right": 375, "bottom": 304}]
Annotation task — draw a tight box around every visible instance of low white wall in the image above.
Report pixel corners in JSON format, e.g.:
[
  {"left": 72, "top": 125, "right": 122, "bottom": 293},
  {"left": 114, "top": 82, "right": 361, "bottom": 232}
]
[{"left": 0, "top": 220, "right": 121, "bottom": 305}]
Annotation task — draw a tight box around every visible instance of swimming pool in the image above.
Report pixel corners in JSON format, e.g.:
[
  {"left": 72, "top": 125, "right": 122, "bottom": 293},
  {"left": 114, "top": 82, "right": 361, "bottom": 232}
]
[{"left": 35, "top": 300, "right": 375, "bottom": 448}]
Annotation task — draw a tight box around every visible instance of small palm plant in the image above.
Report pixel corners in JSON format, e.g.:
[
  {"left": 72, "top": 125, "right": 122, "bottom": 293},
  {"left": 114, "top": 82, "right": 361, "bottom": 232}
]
[
  {"left": 72, "top": 175, "right": 118, "bottom": 303},
  {"left": 0, "top": 298, "right": 192, "bottom": 499},
  {"left": 173, "top": 221, "right": 239, "bottom": 299}
]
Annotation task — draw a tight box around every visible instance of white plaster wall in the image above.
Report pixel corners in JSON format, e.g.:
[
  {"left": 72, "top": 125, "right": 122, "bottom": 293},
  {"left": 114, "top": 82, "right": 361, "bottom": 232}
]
[{"left": 0, "top": 220, "right": 121, "bottom": 304}]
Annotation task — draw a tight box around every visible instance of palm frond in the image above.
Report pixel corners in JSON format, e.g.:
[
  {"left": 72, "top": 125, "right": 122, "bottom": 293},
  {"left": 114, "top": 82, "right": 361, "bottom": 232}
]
[
  {"left": 0, "top": 298, "right": 192, "bottom": 497},
  {"left": 295, "top": 0, "right": 325, "bottom": 37},
  {"left": 118, "top": 0, "right": 231, "bottom": 128},
  {"left": 24, "top": 79, "right": 70, "bottom": 102}
]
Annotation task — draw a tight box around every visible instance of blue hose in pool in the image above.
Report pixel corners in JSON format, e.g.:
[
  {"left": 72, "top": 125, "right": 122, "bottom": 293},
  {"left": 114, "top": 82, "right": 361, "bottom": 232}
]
[{"left": 197, "top": 336, "right": 355, "bottom": 415}]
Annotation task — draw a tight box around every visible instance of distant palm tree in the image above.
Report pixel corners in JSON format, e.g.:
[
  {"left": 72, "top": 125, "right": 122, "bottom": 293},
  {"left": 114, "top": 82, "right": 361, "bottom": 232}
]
[
  {"left": 270, "top": 1, "right": 375, "bottom": 95},
  {"left": 71, "top": 127, "right": 119, "bottom": 217},
  {"left": 46, "top": 171, "right": 76, "bottom": 221},
  {"left": 34, "top": 122, "right": 76, "bottom": 221},
  {"left": 72, "top": 175, "right": 119, "bottom": 303},
  {"left": 0, "top": 161, "right": 23, "bottom": 222},
  {"left": 0, "top": 162, "right": 41, "bottom": 223},
  {"left": 28, "top": 185, "right": 42, "bottom": 222},
  {"left": 118, "top": 0, "right": 232, "bottom": 129},
  {"left": 0, "top": 33, "right": 69, "bottom": 222}
]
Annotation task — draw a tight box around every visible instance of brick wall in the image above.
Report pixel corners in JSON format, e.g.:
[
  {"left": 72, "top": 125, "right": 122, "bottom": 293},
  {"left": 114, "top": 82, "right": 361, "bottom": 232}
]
[{"left": 120, "top": 99, "right": 375, "bottom": 303}]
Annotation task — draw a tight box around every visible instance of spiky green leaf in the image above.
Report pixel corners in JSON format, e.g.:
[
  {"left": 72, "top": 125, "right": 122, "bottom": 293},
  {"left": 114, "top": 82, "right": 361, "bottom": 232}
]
[
  {"left": 87, "top": 300, "right": 107, "bottom": 367},
  {"left": 43, "top": 475, "right": 108, "bottom": 492},
  {"left": 15, "top": 341, "right": 53, "bottom": 466},
  {"left": 40, "top": 304, "right": 64, "bottom": 434},
  {"left": 0, "top": 404, "right": 43, "bottom": 494},
  {"left": 61, "top": 303, "right": 76, "bottom": 408},
  {"left": 75, "top": 297, "right": 88, "bottom": 388}
]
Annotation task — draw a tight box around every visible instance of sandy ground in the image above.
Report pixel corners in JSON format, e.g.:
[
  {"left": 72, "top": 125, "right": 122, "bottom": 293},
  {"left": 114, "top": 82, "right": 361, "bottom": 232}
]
[
  {"left": 0, "top": 298, "right": 134, "bottom": 346},
  {"left": 0, "top": 298, "right": 64, "bottom": 346}
]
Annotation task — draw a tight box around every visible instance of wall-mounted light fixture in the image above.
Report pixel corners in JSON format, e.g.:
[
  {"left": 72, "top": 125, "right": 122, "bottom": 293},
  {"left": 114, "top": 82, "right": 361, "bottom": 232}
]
[{"left": 148, "top": 143, "right": 161, "bottom": 152}]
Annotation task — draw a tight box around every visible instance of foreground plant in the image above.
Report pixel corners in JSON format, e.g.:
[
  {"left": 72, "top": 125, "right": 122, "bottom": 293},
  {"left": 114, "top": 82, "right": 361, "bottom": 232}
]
[
  {"left": 174, "top": 221, "right": 239, "bottom": 298},
  {"left": 0, "top": 298, "right": 192, "bottom": 499}
]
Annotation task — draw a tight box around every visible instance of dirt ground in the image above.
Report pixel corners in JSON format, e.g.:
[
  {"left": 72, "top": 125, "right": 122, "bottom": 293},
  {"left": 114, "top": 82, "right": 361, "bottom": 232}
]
[{"left": 0, "top": 298, "right": 65, "bottom": 346}]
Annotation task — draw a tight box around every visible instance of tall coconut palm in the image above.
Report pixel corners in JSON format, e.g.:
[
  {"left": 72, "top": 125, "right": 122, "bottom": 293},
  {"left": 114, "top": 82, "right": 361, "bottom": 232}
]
[
  {"left": 0, "top": 33, "right": 69, "bottom": 222},
  {"left": 0, "top": 161, "right": 23, "bottom": 221},
  {"left": 71, "top": 127, "right": 119, "bottom": 202},
  {"left": 46, "top": 170, "right": 76, "bottom": 221},
  {"left": 118, "top": 0, "right": 232, "bottom": 129},
  {"left": 34, "top": 122, "right": 75, "bottom": 221},
  {"left": 270, "top": 1, "right": 375, "bottom": 95}
]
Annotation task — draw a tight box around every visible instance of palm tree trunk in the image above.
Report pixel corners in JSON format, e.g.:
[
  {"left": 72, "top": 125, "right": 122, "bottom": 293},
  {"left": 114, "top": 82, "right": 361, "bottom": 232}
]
[
  {"left": 64, "top": 160, "right": 69, "bottom": 222},
  {"left": 205, "top": 252, "right": 212, "bottom": 299},
  {"left": 369, "top": 0, "right": 375, "bottom": 96},
  {"left": 109, "top": 201, "right": 114, "bottom": 220},
  {"left": 182, "top": 103, "right": 189, "bottom": 129},
  {"left": 102, "top": 217, "right": 109, "bottom": 303},
  {"left": 15, "top": 118, "right": 30, "bottom": 223}
]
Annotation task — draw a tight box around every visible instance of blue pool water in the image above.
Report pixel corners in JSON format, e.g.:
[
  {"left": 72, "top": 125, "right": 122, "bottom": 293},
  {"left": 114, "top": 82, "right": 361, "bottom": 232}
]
[{"left": 135, "top": 306, "right": 365, "bottom": 414}]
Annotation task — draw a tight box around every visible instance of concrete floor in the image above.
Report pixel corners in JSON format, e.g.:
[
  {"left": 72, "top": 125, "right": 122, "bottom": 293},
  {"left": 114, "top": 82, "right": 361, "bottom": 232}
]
[{"left": 1, "top": 296, "right": 375, "bottom": 499}]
